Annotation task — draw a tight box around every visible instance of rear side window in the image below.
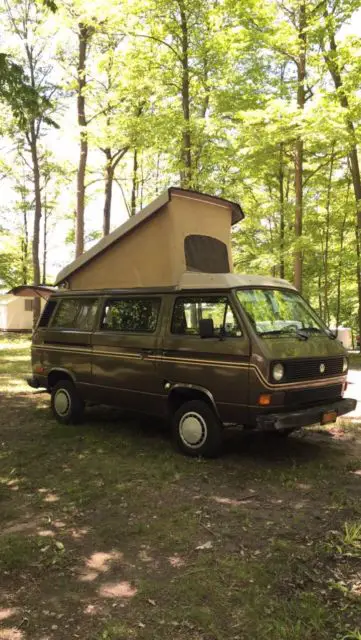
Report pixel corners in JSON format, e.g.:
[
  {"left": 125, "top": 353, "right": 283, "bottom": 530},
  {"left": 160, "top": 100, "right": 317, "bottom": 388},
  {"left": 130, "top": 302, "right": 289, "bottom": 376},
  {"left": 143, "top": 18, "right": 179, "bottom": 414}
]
[
  {"left": 101, "top": 298, "right": 160, "bottom": 333},
  {"left": 38, "top": 300, "right": 57, "bottom": 327},
  {"left": 51, "top": 298, "right": 98, "bottom": 330},
  {"left": 171, "top": 296, "right": 242, "bottom": 337}
]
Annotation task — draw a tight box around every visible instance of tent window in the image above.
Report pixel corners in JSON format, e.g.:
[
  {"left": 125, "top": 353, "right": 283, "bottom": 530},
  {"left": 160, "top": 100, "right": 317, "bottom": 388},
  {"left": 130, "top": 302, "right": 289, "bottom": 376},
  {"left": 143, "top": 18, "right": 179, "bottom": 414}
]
[
  {"left": 51, "top": 298, "right": 98, "bottom": 330},
  {"left": 101, "top": 298, "right": 161, "bottom": 333},
  {"left": 24, "top": 299, "right": 33, "bottom": 312},
  {"left": 184, "top": 235, "right": 230, "bottom": 273}
]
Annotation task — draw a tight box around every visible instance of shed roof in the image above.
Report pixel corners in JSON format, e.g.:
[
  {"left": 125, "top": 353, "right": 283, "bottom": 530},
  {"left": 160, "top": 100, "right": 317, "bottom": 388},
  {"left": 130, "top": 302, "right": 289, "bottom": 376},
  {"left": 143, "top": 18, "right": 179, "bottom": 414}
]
[{"left": 55, "top": 187, "right": 244, "bottom": 286}]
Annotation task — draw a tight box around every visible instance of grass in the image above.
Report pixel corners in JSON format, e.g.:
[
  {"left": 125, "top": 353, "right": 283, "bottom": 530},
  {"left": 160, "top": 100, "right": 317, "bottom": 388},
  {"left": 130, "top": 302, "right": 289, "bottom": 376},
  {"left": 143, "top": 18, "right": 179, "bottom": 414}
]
[
  {"left": 349, "top": 352, "right": 361, "bottom": 370},
  {"left": 0, "top": 332, "right": 361, "bottom": 640}
]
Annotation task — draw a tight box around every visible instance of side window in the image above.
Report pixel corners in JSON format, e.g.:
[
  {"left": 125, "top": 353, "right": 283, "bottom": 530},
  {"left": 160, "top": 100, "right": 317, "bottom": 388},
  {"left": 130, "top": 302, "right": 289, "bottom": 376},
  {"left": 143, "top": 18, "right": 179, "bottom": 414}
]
[
  {"left": 171, "top": 297, "right": 242, "bottom": 337},
  {"left": 101, "top": 298, "right": 160, "bottom": 333},
  {"left": 52, "top": 300, "right": 79, "bottom": 328},
  {"left": 38, "top": 299, "right": 57, "bottom": 327},
  {"left": 75, "top": 300, "right": 99, "bottom": 330},
  {"left": 51, "top": 299, "right": 98, "bottom": 330}
]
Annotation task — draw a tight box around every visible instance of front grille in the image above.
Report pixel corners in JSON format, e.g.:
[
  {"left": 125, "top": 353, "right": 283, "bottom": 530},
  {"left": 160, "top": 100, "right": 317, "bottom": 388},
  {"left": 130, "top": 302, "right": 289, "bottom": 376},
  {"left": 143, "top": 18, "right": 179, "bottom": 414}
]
[
  {"left": 278, "top": 357, "right": 344, "bottom": 383},
  {"left": 284, "top": 384, "right": 342, "bottom": 407}
]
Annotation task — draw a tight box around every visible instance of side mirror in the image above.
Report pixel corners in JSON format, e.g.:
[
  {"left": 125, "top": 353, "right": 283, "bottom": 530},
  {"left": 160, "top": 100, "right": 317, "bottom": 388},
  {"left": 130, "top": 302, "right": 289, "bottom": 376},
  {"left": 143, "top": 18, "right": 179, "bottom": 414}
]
[
  {"left": 199, "top": 318, "right": 214, "bottom": 339},
  {"left": 326, "top": 327, "right": 338, "bottom": 340}
]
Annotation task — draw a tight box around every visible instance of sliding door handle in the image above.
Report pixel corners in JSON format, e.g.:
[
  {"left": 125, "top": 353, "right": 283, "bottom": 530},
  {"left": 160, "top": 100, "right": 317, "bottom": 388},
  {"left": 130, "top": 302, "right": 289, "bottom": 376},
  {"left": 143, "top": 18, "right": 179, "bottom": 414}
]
[{"left": 140, "top": 348, "right": 155, "bottom": 359}]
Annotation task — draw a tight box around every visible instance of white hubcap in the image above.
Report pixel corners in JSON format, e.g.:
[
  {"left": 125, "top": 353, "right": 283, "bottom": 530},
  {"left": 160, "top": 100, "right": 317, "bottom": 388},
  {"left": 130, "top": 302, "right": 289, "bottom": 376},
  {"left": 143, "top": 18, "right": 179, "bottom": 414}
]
[
  {"left": 54, "top": 389, "right": 71, "bottom": 416},
  {"left": 179, "top": 411, "right": 207, "bottom": 449}
]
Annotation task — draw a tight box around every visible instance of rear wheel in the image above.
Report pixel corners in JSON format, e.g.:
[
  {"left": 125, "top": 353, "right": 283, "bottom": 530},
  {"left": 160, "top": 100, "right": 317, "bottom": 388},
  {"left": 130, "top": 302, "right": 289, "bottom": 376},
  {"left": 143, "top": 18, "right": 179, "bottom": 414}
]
[
  {"left": 51, "top": 380, "right": 84, "bottom": 425},
  {"left": 172, "top": 399, "right": 223, "bottom": 457},
  {"left": 266, "top": 428, "right": 295, "bottom": 438}
]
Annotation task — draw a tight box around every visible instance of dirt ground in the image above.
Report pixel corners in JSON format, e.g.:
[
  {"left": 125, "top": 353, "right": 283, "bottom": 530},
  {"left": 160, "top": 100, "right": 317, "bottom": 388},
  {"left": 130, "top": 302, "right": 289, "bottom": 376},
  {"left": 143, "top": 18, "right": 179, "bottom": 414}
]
[{"left": 0, "top": 334, "right": 360, "bottom": 640}]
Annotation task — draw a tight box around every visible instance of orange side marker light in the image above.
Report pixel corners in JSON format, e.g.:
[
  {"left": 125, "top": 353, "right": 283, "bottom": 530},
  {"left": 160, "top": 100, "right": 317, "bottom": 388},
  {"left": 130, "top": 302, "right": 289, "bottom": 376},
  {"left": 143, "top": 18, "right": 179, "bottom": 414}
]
[
  {"left": 34, "top": 365, "right": 44, "bottom": 374},
  {"left": 258, "top": 394, "right": 272, "bottom": 406}
]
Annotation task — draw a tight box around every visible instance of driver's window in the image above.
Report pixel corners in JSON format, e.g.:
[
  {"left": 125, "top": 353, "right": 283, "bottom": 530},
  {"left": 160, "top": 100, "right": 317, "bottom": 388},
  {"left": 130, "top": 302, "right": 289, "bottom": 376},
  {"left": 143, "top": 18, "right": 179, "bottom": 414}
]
[{"left": 171, "top": 297, "right": 242, "bottom": 337}]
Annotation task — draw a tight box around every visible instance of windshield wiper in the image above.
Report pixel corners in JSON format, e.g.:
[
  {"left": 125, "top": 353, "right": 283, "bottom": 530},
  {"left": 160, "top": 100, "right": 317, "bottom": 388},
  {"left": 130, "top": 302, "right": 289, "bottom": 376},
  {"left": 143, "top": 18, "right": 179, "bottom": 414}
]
[
  {"left": 301, "top": 327, "right": 336, "bottom": 339},
  {"left": 260, "top": 327, "right": 308, "bottom": 340}
]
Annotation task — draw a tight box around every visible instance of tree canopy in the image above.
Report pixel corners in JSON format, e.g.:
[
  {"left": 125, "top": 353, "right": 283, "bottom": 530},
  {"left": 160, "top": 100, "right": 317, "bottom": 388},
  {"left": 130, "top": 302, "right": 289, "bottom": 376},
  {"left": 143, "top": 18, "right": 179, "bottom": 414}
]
[{"left": 1, "top": 0, "right": 361, "bottom": 334}]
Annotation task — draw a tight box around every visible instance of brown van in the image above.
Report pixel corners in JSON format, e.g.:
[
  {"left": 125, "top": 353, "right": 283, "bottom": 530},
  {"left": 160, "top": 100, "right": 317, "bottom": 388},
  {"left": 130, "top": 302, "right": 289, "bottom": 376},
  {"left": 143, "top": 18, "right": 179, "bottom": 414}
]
[{"left": 24, "top": 271, "right": 356, "bottom": 457}]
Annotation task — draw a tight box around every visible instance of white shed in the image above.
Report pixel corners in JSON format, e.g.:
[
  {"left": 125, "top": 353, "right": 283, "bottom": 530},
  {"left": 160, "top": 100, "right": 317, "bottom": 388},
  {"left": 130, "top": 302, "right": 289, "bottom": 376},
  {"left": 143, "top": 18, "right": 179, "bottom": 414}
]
[{"left": 0, "top": 295, "right": 35, "bottom": 331}]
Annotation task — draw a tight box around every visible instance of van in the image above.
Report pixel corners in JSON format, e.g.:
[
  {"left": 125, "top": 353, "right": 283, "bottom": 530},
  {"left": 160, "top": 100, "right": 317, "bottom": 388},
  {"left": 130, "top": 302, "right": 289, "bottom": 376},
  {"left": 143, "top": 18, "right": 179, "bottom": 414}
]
[{"left": 25, "top": 271, "right": 356, "bottom": 457}]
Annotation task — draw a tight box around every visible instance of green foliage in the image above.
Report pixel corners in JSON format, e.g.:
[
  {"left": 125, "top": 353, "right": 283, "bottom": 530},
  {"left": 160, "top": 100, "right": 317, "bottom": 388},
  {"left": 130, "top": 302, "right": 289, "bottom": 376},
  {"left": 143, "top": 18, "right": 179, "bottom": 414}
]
[
  {"left": 0, "top": 235, "right": 32, "bottom": 289},
  {"left": 0, "top": 53, "right": 41, "bottom": 128},
  {"left": 1, "top": 0, "right": 361, "bottom": 332}
]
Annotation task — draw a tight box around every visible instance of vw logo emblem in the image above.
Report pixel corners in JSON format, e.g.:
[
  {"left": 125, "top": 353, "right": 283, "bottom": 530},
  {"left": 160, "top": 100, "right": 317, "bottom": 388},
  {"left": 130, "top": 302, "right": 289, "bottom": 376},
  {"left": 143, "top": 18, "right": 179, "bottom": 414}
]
[{"left": 320, "top": 363, "right": 326, "bottom": 374}]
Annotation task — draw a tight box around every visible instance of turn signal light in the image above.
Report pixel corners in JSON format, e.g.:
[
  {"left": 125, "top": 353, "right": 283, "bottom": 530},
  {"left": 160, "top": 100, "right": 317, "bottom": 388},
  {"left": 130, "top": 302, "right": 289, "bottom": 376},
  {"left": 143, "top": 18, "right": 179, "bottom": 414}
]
[
  {"left": 34, "top": 365, "right": 44, "bottom": 374},
  {"left": 258, "top": 394, "right": 272, "bottom": 406}
]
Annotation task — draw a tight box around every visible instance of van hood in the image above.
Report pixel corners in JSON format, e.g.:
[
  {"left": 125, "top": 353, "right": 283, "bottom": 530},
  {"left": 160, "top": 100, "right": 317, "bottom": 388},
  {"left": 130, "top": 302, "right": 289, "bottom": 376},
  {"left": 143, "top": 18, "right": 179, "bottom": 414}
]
[{"left": 258, "top": 335, "right": 346, "bottom": 361}]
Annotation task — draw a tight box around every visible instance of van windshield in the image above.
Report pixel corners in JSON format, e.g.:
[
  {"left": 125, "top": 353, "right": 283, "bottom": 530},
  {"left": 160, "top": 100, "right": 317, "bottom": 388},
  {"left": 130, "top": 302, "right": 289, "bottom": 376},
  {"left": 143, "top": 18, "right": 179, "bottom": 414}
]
[{"left": 236, "top": 288, "right": 327, "bottom": 337}]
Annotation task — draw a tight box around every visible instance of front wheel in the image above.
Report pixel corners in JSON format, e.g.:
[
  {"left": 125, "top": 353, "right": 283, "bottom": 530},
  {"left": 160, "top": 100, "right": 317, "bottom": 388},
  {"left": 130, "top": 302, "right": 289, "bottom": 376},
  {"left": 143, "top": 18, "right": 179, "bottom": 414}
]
[
  {"left": 265, "top": 428, "right": 296, "bottom": 439},
  {"left": 51, "top": 380, "right": 84, "bottom": 425},
  {"left": 172, "top": 400, "right": 223, "bottom": 458}
]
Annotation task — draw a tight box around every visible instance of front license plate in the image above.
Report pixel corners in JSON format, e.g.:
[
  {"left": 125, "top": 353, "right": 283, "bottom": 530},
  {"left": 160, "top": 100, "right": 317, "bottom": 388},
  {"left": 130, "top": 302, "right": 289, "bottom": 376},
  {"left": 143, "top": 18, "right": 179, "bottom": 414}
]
[{"left": 321, "top": 410, "right": 337, "bottom": 425}]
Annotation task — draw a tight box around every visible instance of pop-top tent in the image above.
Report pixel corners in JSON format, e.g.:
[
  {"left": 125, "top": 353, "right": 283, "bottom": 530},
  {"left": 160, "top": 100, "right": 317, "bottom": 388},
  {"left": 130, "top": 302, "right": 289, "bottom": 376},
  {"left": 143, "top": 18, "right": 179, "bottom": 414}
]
[{"left": 54, "top": 187, "right": 244, "bottom": 290}]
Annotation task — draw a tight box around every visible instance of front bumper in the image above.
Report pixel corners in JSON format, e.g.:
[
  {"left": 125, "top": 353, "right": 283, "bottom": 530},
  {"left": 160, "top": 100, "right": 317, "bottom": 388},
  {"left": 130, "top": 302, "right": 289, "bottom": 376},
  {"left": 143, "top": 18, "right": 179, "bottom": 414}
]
[
  {"left": 27, "top": 375, "right": 47, "bottom": 390},
  {"left": 256, "top": 397, "right": 357, "bottom": 432},
  {"left": 27, "top": 376, "right": 40, "bottom": 389}
]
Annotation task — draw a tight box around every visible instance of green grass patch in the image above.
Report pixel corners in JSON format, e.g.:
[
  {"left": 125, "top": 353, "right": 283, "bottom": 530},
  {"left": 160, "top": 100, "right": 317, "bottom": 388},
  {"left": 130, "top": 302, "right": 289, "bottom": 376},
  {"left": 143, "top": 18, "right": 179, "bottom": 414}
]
[
  {"left": 0, "top": 334, "right": 361, "bottom": 639},
  {"left": 349, "top": 353, "right": 361, "bottom": 370},
  {"left": 0, "top": 533, "right": 69, "bottom": 571},
  {"left": 326, "top": 521, "right": 361, "bottom": 558}
]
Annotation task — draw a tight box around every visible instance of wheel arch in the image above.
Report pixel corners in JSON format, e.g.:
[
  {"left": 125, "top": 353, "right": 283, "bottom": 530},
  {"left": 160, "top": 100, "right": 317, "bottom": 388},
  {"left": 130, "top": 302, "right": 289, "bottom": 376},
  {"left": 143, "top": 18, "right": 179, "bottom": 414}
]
[
  {"left": 167, "top": 383, "right": 219, "bottom": 417},
  {"left": 47, "top": 368, "right": 76, "bottom": 390}
]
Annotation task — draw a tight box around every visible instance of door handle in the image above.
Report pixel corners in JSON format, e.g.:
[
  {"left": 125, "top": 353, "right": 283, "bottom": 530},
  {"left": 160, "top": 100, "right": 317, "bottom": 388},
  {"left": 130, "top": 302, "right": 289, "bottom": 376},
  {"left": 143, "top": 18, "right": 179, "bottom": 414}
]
[{"left": 140, "top": 348, "right": 154, "bottom": 359}]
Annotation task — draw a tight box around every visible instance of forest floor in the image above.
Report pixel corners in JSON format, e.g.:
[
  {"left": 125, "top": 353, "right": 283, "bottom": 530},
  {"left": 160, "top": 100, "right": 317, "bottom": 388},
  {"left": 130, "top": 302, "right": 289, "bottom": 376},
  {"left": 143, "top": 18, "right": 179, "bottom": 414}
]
[{"left": 0, "top": 333, "right": 360, "bottom": 640}]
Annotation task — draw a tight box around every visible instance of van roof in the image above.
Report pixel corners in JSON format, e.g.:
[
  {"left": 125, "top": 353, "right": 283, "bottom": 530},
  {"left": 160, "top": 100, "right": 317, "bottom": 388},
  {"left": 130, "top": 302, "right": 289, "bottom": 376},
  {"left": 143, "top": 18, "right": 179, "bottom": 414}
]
[{"left": 51, "top": 272, "right": 296, "bottom": 296}]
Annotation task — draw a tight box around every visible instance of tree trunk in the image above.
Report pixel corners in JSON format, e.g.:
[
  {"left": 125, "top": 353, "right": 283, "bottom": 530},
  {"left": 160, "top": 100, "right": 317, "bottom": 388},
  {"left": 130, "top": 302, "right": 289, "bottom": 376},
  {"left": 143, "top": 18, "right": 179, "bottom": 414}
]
[
  {"left": 42, "top": 193, "right": 47, "bottom": 284},
  {"left": 294, "top": 1, "right": 306, "bottom": 292},
  {"left": 21, "top": 193, "right": 29, "bottom": 285},
  {"left": 155, "top": 152, "right": 161, "bottom": 194},
  {"left": 178, "top": 0, "right": 192, "bottom": 188},
  {"left": 323, "top": 148, "right": 335, "bottom": 326},
  {"left": 356, "top": 225, "right": 361, "bottom": 352},
  {"left": 24, "top": 41, "right": 41, "bottom": 322},
  {"left": 335, "top": 184, "right": 349, "bottom": 330},
  {"left": 318, "top": 272, "right": 323, "bottom": 318},
  {"left": 76, "top": 23, "right": 90, "bottom": 257},
  {"left": 29, "top": 122, "right": 41, "bottom": 323},
  {"left": 279, "top": 143, "right": 285, "bottom": 279},
  {"left": 131, "top": 148, "right": 138, "bottom": 216},
  {"left": 103, "top": 148, "right": 113, "bottom": 236}
]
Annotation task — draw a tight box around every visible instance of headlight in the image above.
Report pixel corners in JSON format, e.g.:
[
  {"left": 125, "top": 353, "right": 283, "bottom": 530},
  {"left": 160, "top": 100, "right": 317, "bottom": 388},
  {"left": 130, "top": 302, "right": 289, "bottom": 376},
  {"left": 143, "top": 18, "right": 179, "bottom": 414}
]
[
  {"left": 342, "top": 357, "right": 348, "bottom": 373},
  {"left": 272, "top": 362, "right": 284, "bottom": 381}
]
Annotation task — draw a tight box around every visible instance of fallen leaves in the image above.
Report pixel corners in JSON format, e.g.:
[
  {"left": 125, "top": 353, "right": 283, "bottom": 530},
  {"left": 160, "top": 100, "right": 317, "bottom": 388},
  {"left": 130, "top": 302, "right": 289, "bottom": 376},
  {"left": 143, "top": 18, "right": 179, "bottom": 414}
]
[{"left": 196, "top": 541, "right": 213, "bottom": 550}]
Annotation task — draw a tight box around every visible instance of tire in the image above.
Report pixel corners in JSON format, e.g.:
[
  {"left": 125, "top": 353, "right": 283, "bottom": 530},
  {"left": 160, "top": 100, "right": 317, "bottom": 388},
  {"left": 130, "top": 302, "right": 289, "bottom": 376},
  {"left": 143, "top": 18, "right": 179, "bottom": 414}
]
[
  {"left": 172, "top": 399, "right": 223, "bottom": 458},
  {"left": 51, "top": 380, "right": 84, "bottom": 425},
  {"left": 266, "top": 428, "right": 294, "bottom": 438}
]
